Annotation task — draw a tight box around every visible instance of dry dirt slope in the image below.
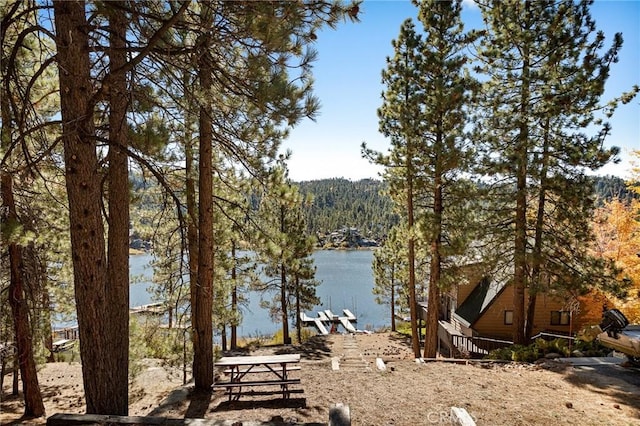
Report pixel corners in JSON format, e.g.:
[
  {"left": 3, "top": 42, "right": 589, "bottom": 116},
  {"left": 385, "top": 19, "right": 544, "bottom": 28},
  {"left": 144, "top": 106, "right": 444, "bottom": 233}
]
[{"left": 2, "top": 332, "right": 640, "bottom": 425}]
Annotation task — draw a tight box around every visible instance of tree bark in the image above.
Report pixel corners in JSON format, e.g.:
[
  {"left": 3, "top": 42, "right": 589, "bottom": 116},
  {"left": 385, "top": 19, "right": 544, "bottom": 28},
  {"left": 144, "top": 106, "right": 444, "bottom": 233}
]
[
  {"left": 183, "top": 72, "right": 199, "bottom": 358},
  {"left": 526, "top": 117, "right": 550, "bottom": 340},
  {"left": 193, "top": 3, "right": 214, "bottom": 390},
  {"left": 406, "top": 156, "right": 420, "bottom": 358},
  {"left": 295, "top": 276, "right": 302, "bottom": 343},
  {"left": 512, "top": 0, "right": 531, "bottom": 345},
  {"left": 53, "top": 0, "right": 115, "bottom": 413},
  {"left": 106, "top": 2, "right": 130, "bottom": 415},
  {"left": 390, "top": 264, "right": 396, "bottom": 332},
  {"left": 12, "top": 356, "right": 19, "bottom": 395},
  {"left": 280, "top": 264, "right": 290, "bottom": 344},
  {"left": 231, "top": 243, "right": 238, "bottom": 350},
  {"left": 1, "top": 13, "right": 45, "bottom": 415},
  {"left": 2, "top": 175, "right": 45, "bottom": 418},
  {"left": 41, "top": 290, "right": 55, "bottom": 363},
  {"left": 280, "top": 206, "right": 290, "bottom": 345},
  {"left": 424, "top": 148, "right": 443, "bottom": 358}
]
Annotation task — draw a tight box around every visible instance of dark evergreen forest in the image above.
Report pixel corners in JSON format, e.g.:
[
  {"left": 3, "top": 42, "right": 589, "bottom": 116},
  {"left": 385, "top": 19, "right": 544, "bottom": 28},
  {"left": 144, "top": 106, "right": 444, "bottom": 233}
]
[
  {"left": 593, "top": 175, "right": 637, "bottom": 204},
  {"left": 295, "top": 175, "right": 633, "bottom": 240},
  {"left": 296, "top": 178, "right": 399, "bottom": 239},
  {"left": 129, "top": 175, "right": 633, "bottom": 245}
]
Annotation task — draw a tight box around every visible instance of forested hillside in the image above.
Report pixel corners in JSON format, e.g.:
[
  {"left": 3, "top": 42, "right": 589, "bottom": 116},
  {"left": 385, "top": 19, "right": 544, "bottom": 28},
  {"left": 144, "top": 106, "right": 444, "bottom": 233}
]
[
  {"left": 129, "top": 175, "right": 631, "bottom": 246},
  {"left": 296, "top": 178, "right": 399, "bottom": 239},
  {"left": 293, "top": 175, "right": 632, "bottom": 241},
  {"left": 594, "top": 175, "right": 637, "bottom": 203}
]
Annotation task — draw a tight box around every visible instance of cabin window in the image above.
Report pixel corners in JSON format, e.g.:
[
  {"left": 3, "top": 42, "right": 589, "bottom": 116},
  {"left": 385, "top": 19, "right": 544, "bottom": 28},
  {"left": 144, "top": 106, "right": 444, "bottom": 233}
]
[
  {"left": 504, "top": 310, "right": 513, "bottom": 325},
  {"left": 550, "top": 311, "right": 570, "bottom": 326}
]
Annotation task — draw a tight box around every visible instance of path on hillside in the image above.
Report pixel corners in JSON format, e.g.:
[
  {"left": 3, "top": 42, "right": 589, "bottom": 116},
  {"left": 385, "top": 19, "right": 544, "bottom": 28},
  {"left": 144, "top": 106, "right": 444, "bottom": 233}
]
[{"left": 330, "top": 333, "right": 371, "bottom": 372}]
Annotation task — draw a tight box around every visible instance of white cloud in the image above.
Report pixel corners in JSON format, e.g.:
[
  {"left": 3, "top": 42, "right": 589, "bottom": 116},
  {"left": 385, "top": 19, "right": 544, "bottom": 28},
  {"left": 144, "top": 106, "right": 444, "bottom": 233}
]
[{"left": 462, "top": 0, "right": 479, "bottom": 10}]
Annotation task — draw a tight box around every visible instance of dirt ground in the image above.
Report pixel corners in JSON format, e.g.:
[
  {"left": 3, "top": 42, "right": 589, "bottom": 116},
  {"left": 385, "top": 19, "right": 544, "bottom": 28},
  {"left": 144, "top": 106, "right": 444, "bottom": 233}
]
[{"left": 2, "top": 332, "right": 640, "bottom": 425}]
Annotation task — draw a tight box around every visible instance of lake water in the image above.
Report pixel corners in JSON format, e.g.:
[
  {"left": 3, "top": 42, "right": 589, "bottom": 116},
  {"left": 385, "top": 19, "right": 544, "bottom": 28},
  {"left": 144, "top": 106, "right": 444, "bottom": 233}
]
[{"left": 130, "top": 250, "right": 390, "bottom": 338}]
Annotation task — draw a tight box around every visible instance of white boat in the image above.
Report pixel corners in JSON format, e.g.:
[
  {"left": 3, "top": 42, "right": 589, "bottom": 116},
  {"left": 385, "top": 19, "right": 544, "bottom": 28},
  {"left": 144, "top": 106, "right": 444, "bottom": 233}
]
[{"left": 597, "top": 309, "right": 640, "bottom": 362}]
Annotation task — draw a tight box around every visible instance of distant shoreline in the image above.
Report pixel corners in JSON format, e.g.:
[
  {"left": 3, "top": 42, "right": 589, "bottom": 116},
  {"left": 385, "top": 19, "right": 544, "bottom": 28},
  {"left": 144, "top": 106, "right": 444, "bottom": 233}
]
[
  {"left": 315, "top": 246, "right": 377, "bottom": 251},
  {"left": 130, "top": 247, "right": 378, "bottom": 256}
]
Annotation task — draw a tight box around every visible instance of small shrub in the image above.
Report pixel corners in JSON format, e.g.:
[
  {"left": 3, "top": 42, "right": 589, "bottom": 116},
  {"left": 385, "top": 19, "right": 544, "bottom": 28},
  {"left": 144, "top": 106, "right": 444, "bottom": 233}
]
[
  {"left": 549, "top": 338, "right": 570, "bottom": 356},
  {"left": 486, "top": 346, "right": 513, "bottom": 361},
  {"left": 129, "top": 315, "right": 192, "bottom": 380},
  {"left": 395, "top": 321, "right": 425, "bottom": 339}
]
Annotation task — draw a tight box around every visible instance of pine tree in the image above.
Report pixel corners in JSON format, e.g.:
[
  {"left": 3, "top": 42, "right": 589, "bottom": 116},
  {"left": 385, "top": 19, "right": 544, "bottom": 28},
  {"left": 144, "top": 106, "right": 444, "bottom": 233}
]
[
  {"left": 364, "top": 4, "right": 474, "bottom": 356},
  {"left": 105, "top": 1, "right": 130, "bottom": 412},
  {"left": 193, "top": 0, "right": 215, "bottom": 391},
  {"left": 52, "top": 0, "right": 189, "bottom": 412},
  {"left": 0, "top": 0, "right": 60, "bottom": 416},
  {"left": 53, "top": 0, "right": 112, "bottom": 412},
  {"left": 256, "top": 164, "right": 319, "bottom": 344},
  {"left": 363, "top": 18, "right": 425, "bottom": 357},
  {"left": 414, "top": 0, "right": 476, "bottom": 358},
  {"left": 129, "top": 0, "right": 358, "bottom": 378},
  {"left": 372, "top": 227, "right": 407, "bottom": 332},
  {"left": 287, "top": 196, "right": 320, "bottom": 343},
  {"left": 474, "top": 0, "right": 638, "bottom": 343}
]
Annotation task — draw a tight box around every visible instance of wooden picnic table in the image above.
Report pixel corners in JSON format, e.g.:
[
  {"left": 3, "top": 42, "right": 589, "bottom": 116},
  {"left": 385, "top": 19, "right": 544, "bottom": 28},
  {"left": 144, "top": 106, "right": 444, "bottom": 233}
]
[{"left": 213, "top": 354, "right": 302, "bottom": 401}]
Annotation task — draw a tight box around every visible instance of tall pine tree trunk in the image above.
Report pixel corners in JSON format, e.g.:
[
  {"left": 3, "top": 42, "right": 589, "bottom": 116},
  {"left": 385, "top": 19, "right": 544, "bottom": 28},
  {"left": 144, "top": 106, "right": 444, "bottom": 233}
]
[
  {"left": 513, "top": 1, "right": 531, "bottom": 345},
  {"left": 41, "top": 289, "right": 55, "bottom": 363},
  {"left": 280, "top": 206, "right": 291, "bottom": 345},
  {"left": 280, "top": 265, "right": 290, "bottom": 344},
  {"left": 424, "top": 148, "right": 443, "bottom": 358},
  {"left": 12, "top": 356, "right": 19, "bottom": 395},
  {"left": 0, "top": 9, "right": 44, "bottom": 416},
  {"left": 295, "top": 276, "right": 302, "bottom": 343},
  {"left": 390, "top": 264, "right": 396, "bottom": 332},
  {"left": 106, "top": 2, "right": 130, "bottom": 414},
  {"left": 184, "top": 75, "right": 199, "bottom": 352},
  {"left": 407, "top": 170, "right": 420, "bottom": 358},
  {"left": 53, "top": 0, "right": 117, "bottom": 413},
  {"left": 526, "top": 117, "right": 551, "bottom": 340},
  {"left": 194, "top": 3, "right": 214, "bottom": 390},
  {"left": 231, "top": 242, "right": 238, "bottom": 350},
  {"left": 513, "top": 128, "right": 529, "bottom": 345},
  {"left": 1, "top": 174, "right": 45, "bottom": 418}
]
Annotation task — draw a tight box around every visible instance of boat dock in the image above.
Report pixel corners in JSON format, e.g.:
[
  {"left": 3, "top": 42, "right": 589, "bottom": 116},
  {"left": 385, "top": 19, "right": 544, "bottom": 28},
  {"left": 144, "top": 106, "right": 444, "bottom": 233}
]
[
  {"left": 129, "top": 302, "right": 165, "bottom": 315},
  {"left": 301, "top": 309, "right": 358, "bottom": 335}
]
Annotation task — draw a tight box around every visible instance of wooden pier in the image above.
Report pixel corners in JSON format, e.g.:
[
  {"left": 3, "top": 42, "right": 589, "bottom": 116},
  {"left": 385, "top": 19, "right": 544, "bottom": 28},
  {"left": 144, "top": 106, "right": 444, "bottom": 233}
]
[
  {"left": 129, "top": 302, "right": 165, "bottom": 315},
  {"left": 300, "top": 309, "right": 358, "bottom": 335}
]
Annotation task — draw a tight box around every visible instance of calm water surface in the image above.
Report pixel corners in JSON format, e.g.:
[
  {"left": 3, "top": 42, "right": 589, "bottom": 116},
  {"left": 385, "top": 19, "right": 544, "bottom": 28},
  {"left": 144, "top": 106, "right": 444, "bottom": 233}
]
[{"left": 130, "top": 249, "right": 389, "bottom": 338}]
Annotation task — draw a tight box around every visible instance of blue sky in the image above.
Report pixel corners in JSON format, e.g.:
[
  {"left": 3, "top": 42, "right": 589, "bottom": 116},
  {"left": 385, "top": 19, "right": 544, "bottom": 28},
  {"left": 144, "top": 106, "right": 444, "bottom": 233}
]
[{"left": 281, "top": 0, "right": 640, "bottom": 182}]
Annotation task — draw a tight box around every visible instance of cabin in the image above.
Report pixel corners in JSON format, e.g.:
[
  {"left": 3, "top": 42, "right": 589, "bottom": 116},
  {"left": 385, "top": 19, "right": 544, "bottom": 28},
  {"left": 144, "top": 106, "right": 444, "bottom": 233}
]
[{"left": 436, "top": 264, "right": 609, "bottom": 357}]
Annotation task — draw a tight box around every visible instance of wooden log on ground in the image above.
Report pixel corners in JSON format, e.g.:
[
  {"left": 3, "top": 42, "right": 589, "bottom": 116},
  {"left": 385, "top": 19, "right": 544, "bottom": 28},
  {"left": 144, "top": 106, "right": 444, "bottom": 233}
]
[
  {"left": 47, "top": 413, "right": 213, "bottom": 425},
  {"left": 420, "top": 358, "right": 470, "bottom": 365},
  {"left": 48, "top": 412, "right": 323, "bottom": 425}
]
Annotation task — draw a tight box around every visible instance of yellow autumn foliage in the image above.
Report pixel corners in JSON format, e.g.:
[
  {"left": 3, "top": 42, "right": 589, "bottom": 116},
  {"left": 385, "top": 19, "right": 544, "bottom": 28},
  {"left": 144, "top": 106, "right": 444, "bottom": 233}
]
[{"left": 591, "top": 198, "right": 640, "bottom": 322}]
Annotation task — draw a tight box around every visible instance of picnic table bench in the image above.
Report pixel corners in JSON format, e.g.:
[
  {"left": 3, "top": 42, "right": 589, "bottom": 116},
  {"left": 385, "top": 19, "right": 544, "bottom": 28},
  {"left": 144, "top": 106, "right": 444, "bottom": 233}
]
[{"left": 213, "top": 354, "right": 302, "bottom": 401}]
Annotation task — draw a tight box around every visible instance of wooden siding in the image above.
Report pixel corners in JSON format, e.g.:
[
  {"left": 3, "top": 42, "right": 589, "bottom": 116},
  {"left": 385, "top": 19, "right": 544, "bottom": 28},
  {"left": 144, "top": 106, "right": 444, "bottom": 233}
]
[
  {"left": 472, "top": 286, "right": 516, "bottom": 339},
  {"left": 456, "top": 266, "right": 486, "bottom": 304},
  {"left": 462, "top": 286, "right": 608, "bottom": 340}
]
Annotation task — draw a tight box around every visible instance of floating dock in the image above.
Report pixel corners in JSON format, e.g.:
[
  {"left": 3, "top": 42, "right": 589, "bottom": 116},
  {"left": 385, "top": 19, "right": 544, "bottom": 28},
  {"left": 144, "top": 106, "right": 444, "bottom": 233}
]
[
  {"left": 301, "top": 308, "right": 358, "bottom": 335},
  {"left": 129, "top": 302, "right": 165, "bottom": 315}
]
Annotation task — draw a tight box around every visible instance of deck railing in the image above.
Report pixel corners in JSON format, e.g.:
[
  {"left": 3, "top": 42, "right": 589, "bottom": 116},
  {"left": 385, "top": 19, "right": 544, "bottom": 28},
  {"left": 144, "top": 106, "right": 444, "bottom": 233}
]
[
  {"left": 438, "top": 321, "right": 512, "bottom": 358},
  {"left": 450, "top": 334, "right": 513, "bottom": 357}
]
